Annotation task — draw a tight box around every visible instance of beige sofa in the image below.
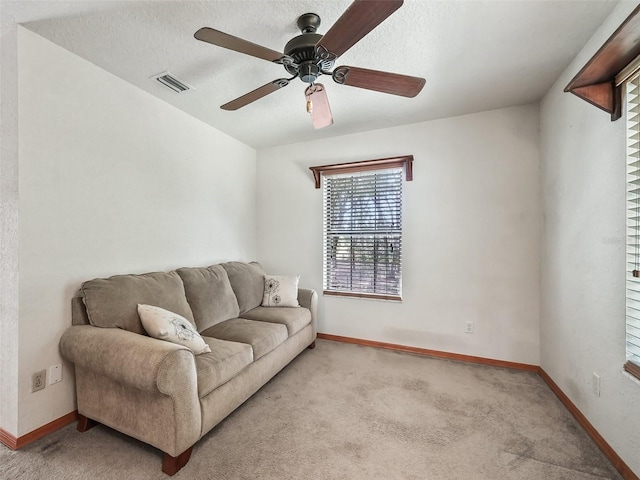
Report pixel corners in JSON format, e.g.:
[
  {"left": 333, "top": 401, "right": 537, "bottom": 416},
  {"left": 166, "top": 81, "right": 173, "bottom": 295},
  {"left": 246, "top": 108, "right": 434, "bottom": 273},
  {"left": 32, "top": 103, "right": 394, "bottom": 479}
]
[{"left": 60, "top": 261, "right": 317, "bottom": 475}]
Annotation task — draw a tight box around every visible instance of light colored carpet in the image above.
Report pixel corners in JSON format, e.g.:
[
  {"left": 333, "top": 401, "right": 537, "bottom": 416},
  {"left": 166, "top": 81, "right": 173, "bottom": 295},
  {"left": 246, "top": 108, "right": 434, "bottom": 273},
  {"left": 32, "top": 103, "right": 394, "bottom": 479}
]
[{"left": 0, "top": 340, "right": 622, "bottom": 479}]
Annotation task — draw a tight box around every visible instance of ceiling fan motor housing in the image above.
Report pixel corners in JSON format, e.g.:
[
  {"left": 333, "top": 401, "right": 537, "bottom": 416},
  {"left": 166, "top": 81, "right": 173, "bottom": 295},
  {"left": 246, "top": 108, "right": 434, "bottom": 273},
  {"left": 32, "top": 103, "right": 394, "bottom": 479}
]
[{"left": 284, "top": 13, "right": 335, "bottom": 83}]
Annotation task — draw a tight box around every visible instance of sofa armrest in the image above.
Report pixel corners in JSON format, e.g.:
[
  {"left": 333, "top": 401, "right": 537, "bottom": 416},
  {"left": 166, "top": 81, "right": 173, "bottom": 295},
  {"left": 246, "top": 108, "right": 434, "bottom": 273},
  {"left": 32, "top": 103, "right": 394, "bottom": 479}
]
[
  {"left": 61, "top": 325, "right": 201, "bottom": 457},
  {"left": 60, "top": 325, "right": 195, "bottom": 393},
  {"left": 297, "top": 288, "right": 318, "bottom": 336}
]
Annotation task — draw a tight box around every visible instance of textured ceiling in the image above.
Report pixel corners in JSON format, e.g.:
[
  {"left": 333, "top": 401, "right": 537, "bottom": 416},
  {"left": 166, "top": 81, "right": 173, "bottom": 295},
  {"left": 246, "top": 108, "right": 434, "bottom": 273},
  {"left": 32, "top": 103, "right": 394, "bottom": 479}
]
[{"left": 5, "top": 0, "right": 620, "bottom": 148}]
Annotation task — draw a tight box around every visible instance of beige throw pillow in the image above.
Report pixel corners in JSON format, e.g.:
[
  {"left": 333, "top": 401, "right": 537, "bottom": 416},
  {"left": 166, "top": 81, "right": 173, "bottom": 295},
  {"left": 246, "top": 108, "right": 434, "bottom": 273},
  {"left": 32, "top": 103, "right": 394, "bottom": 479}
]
[
  {"left": 262, "top": 275, "right": 300, "bottom": 307},
  {"left": 138, "top": 304, "right": 211, "bottom": 355}
]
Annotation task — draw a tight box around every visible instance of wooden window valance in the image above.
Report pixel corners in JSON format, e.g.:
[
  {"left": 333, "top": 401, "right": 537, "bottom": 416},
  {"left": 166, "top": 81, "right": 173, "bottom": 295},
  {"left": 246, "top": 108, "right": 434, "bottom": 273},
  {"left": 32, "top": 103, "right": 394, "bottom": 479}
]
[
  {"left": 564, "top": 5, "right": 640, "bottom": 121},
  {"left": 309, "top": 155, "right": 413, "bottom": 189}
]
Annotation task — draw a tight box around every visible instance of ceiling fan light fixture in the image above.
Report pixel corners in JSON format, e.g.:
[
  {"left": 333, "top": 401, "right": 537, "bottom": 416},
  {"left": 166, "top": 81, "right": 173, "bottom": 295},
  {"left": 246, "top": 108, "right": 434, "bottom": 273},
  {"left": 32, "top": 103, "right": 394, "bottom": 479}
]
[{"left": 305, "top": 83, "right": 333, "bottom": 129}]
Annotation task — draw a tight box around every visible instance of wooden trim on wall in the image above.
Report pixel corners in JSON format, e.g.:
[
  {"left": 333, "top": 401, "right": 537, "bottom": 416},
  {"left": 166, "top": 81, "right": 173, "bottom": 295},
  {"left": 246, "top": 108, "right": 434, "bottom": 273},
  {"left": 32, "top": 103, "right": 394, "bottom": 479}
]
[
  {"left": 0, "top": 427, "right": 18, "bottom": 450},
  {"left": 309, "top": 155, "right": 413, "bottom": 189},
  {"left": 538, "top": 369, "right": 639, "bottom": 480},
  {"left": 316, "top": 333, "right": 539, "bottom": 371},
  {"left": 0, "top": 411, "right": 78, "bottom": 450},
  {"left": 564, "top": 5, "right": 640, "bottom": 120}
]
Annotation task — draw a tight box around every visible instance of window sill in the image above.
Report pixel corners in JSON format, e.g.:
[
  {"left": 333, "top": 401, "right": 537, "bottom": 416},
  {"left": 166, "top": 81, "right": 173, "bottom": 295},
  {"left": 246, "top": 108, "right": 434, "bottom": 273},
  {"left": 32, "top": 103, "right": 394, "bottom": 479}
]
[
  {"left": 622, "top": 367, "right": 640, "bottom": 389},
  {"left": 623, "top": 361, "right": 640, "bottom": 382},
  {"left": 323, "top": 290, "right": 402, "bottom": 302}
]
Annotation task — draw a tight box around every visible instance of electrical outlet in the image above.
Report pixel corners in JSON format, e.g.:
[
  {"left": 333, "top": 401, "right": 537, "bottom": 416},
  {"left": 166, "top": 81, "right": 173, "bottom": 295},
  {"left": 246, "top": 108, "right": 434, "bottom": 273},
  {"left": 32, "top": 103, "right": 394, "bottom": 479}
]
[
  {"left": 49, "top": 364, "right": 62, "bottom": 385},
  {"left": 592, "top": 372, "right": 600, "bottom": 397},
  {"left": 465, "top": 321, "right": 474, "bottom": 334},
  {"left": 32, "top": 370, "right": 46, "bottom": 392}
]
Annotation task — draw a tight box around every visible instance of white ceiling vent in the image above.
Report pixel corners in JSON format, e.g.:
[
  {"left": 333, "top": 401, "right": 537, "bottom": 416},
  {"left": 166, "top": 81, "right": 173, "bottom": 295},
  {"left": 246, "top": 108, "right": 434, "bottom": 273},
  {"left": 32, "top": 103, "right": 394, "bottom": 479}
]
[{"left": 151, "top": 71, "right": 193, "bottom": 94}]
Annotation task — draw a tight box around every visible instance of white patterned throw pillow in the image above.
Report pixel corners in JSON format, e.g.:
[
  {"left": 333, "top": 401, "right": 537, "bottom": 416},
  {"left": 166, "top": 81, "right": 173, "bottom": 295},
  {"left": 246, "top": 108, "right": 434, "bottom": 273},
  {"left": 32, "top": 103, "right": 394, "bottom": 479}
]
[
  {"left": 262, "top": 275, "right": 300, "bottom": 307},
  {"left": 137, "top": 304, "right": 211, "bottom": 355}
]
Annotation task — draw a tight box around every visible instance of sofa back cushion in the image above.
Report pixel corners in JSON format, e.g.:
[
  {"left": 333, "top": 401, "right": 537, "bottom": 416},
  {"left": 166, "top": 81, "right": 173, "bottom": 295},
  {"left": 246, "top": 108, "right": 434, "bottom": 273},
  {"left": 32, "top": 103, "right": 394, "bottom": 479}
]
[
  {"left": 221, "top": 261, "right": 265, "bottom": 315},
  {"left": 177, "top": 265, "right": 240, "bottom": 332},
  {"left": 81, "top": 271, "right": 195, "bottom": 335}
]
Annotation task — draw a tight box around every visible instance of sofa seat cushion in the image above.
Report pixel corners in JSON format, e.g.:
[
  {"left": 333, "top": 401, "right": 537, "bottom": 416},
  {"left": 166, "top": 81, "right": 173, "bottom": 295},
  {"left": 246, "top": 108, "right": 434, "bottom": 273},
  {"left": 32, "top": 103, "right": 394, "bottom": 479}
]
[
  {"left": 196, "top": 337, "right": 253, "bottom": 398},
  {"left": 201, "top": 318, "right": 288, "bottom": 360},
  {"left": 241, "top": 307, "right": 311, "bottom": 337},
  {"left": 177, "top": 265, "right": 240, "bottom": 332}
]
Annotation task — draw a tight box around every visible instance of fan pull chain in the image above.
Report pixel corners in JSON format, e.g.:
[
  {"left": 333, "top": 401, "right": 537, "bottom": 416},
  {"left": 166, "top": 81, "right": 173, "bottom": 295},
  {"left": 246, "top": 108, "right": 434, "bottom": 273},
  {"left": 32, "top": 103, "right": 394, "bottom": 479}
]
[{"left": 306, "top": 81, "right": 314, "bottom": 113}]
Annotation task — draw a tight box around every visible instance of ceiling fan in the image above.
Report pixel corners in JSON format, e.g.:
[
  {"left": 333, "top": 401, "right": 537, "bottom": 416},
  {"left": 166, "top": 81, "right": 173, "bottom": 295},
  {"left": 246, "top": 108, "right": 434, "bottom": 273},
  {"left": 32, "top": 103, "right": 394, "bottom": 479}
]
[{"left": 194, "top": 0, "right": 425, "bottom": 129}]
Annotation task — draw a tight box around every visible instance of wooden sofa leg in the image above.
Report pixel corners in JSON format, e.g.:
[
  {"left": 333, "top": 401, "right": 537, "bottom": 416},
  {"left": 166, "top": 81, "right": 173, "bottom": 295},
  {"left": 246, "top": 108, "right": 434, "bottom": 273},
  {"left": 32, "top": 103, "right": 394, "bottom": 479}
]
[
  {"left": 308, "top": 341, "right": 316, "bottom": 349},
  {"left": 162, "top": 447, "right": 193, "bottom": 476},
  {"left": 77, "top": 414, "right": 98, "bottom": 433}
]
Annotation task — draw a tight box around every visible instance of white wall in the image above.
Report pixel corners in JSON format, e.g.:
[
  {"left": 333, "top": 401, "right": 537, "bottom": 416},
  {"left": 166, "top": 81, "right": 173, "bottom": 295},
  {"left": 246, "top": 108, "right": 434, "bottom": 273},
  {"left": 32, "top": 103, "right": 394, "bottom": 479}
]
[
  {"left": 0, "top": 15, "right": 20, "bottom": 437},
  {"left": 257, "top": 105, "right": 541, "bottom": 365},
  {"left": 540, "top": 1, "right": 640, "bottom": 475},
  {"left": 14, "top": 27, "right": 257, "bottom": 436}
]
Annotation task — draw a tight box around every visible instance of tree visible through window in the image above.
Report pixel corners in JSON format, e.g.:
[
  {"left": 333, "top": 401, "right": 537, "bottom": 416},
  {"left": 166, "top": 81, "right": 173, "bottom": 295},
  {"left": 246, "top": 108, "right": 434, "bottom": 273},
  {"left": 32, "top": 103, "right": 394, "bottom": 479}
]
[{"left": 323, "top": 168, "right": 403, "bottom": 299}]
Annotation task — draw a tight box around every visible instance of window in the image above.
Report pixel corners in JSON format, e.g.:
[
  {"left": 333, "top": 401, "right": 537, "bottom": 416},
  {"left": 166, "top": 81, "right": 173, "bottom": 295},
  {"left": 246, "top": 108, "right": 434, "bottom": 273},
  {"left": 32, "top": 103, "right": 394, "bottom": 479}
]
[
  {"left": 314, "top": 159, "right": 409, "bottom": 300},
  {"left": 625, "top": 73, "right": 640, "bottom": 380},
  {"left": 323, "top": 168, "right": 403, "bottom": 299}
]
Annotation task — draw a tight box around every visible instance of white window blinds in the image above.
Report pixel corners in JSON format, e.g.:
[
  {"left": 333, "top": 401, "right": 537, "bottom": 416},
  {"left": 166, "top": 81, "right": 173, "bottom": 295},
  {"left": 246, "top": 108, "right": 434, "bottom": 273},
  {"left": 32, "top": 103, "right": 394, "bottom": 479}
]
[
  {"left": 625, "top": 73, "right": 640, "bottom": 377},
  {"left": 323, "top": 168, "right": 403, "bottom": 299}
]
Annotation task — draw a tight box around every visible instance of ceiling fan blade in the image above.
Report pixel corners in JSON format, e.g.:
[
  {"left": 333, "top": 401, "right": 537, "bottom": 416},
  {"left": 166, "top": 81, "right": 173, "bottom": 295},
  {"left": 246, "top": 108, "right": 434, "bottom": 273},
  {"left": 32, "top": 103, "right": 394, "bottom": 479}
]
[
  {"left": 195, "top": 27, "right": 290, "bottom": 64},
  {"left": 332, "top": 66, "right": 425, "bottom": 97},
  {"left": 221, "top": 79, "right": 290, "bottom": 110},
  {"left": 315, "top": 0, "right": 403, "bottom": 60},
  {"left": 305, "top": 84, "right": 333, "bottom": 129}
]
